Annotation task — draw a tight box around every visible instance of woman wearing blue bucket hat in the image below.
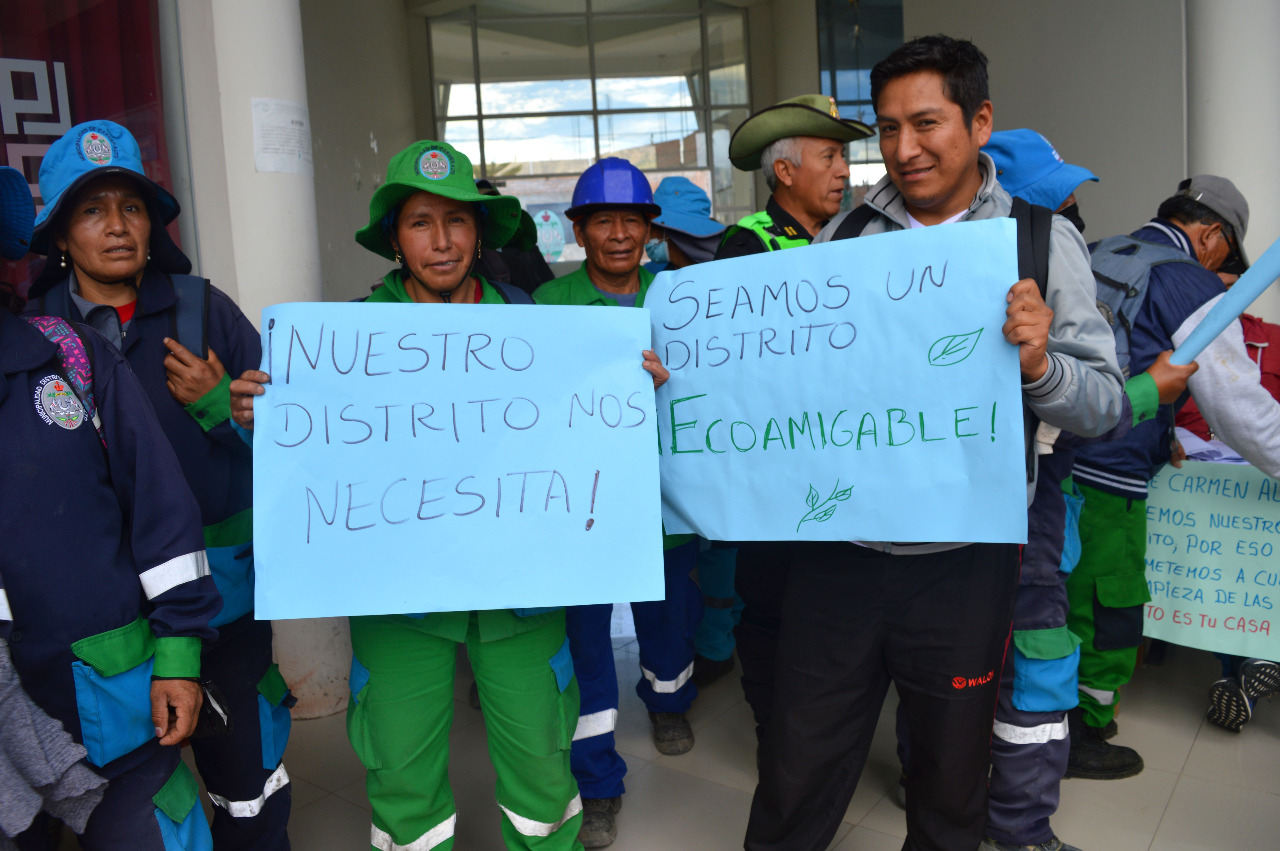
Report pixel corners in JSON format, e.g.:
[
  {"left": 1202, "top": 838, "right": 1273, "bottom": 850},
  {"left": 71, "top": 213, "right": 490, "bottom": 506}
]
[
  {"left": 0, "top": 161, "right": 223, "bottom": 846},
  {"left": 25, "top": 119, "right": 295, "bottom": 849},
  {"left": 230, "top": 139, "right": 590, "bottom": 851},
  {"left": 643, "top": 176, "right": 727, "bottom": 274}
]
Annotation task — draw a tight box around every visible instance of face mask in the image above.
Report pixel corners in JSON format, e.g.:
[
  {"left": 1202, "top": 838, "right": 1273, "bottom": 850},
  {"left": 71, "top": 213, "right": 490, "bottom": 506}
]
[
  {"left": 644, "top": 238, "right": 669, "bottom": 265},
  {"left": 1057, "top": 202, "right": 1086, "bottom": 235}
]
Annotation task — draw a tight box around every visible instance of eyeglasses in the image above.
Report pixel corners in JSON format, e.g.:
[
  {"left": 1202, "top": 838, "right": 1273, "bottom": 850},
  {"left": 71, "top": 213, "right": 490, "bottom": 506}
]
[{"left": 1219, "top": 224, "right": 1247, "bottom": 275}]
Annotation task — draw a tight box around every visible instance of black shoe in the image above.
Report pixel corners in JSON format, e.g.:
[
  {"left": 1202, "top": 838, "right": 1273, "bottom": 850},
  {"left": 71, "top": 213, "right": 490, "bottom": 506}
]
[
  {"left": 1240, "top": 659, "right": 1280, "bottom": 702},
  {"left": 1206, "top": 677, "right": 1251, "bottom": 732},
  {"left": 649, "top": 711, "right": 695, "bottom": 755},
  {"left": 579, "top": 797, "right": 621, "bottom": 848},
  {"left": 692, "top": 653, "right": 735, "bottom": 687},
  {"left": 1065, "top": 708, "right": 1143, "bottom": 780}
]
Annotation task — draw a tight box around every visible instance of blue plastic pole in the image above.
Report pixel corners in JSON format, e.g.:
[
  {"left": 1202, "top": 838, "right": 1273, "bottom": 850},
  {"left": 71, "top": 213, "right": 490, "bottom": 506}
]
[{"left": 1170, "top": 236, "right": 1280, "bottom": 365}]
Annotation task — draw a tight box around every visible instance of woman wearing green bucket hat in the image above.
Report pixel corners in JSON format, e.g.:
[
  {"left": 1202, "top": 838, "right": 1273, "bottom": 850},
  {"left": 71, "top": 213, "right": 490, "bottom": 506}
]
[{"left": 232, "top": 140, "right": 587, "bottom": 851}]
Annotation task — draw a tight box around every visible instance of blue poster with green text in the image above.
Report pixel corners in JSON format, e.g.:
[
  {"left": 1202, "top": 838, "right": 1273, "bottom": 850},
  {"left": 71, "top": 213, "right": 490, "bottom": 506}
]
[
  {"left": 252, "top": 302, "right": 664, "bottom": 619},
  {"left": 649, "top": 218, "right": 1028, "bottom": 543}
]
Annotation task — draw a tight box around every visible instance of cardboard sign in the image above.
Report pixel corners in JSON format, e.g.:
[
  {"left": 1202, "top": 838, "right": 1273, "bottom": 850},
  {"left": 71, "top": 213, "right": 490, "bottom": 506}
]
[
  {"left": 252, "top": 302, "right": 664, "bottom": 619},
  {"left": 649, "top": 218, "right": 1028, "bottom": 543},
  {"left": 1143, "top": 460, "right": 1280, "bottom": 657}
]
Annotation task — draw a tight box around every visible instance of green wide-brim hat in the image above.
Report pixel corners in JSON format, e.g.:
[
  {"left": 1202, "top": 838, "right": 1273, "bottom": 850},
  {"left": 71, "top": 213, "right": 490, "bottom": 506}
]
[
  {"left": 729, "top": 94, "right": 874, "bottom": 172},
  {"left": 355, "top": 140, "right": 521, "bottom": 259}
]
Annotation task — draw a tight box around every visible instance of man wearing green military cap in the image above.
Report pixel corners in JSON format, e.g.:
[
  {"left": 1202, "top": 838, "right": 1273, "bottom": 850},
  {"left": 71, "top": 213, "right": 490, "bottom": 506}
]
[{"left": 714, "top": 94, "right": 872, "bottom": 259}]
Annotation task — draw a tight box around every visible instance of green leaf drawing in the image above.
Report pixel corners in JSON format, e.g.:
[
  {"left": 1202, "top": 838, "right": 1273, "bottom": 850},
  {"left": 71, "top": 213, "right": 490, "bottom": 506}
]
[
  {"left": 797, "top": 480, "right": 854, "bottom": 532},
  {"left": 928, "top": 328, "right": 983, "bottom": 366}
]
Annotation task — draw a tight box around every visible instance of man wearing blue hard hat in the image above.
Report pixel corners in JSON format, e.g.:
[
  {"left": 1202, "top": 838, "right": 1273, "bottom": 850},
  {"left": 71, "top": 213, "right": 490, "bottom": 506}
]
[
  {"left": 25, "top": 120, "right": 293, "bottom": 849},
  {"left": 534, "top": 158, "right": 699, "bottom": 849}
]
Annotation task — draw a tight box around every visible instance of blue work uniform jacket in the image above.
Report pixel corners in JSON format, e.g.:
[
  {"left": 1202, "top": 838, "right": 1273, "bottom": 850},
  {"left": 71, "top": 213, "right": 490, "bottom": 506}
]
[{"left": 0, "top": 309, "right": 219, "bottom": 776}]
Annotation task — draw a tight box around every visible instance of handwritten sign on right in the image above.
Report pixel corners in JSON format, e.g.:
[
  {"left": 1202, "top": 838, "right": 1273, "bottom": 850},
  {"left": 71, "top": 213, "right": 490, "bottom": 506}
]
[
  {"left": 1143, "top": 460, "right": 1280, "bottom": 659},
  {"left": 648, "top": 218, "right": 1028, "bottom": 543}
]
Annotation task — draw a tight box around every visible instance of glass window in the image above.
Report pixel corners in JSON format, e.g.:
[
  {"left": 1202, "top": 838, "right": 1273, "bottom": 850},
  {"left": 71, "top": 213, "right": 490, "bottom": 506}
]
[{"left": 426, "top": 1, "right": 753, "bottom": 253}]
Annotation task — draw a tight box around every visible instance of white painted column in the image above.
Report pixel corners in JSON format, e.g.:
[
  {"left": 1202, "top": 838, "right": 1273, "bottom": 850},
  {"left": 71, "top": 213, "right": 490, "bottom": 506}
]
[
  {"left": 1186, "top": 0, "right": 1280, "bottom": 321},
  {"left": 207, "top": 0, "right": 345, "bottom": 718}
]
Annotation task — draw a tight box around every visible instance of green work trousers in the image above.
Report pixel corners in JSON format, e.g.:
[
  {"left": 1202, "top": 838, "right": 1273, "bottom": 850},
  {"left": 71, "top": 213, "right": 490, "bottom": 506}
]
[
  {"left": 1066, "top": 483, "right": 1151, "bottom": 728},
  {"left": 347, "top": 611, "right": 583, "bottom": 851}
]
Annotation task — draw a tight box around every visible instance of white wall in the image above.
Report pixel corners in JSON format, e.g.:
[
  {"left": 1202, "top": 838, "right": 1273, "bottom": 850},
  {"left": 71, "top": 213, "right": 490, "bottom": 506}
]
[
  {"left": 299, "top": 0, "right": 424, "bottom": 303},
  {"left": 903, "top": 0, "right": 1187, "bottom": 249}
]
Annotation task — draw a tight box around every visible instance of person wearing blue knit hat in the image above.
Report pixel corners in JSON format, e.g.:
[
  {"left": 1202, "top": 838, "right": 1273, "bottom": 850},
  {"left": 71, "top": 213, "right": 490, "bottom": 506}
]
[
  {"left": 983, "top": 129, "right": 1098, "bottom": 233},
  {"left": 643, "top": 176, "right": 726, "bottom": 273}
]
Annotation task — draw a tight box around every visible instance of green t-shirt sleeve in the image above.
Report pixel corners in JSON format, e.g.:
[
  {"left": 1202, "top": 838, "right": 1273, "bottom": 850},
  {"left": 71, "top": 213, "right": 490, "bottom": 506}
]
[{"left": 1124, "top": 372, "right": 1159, "bottom": 428}]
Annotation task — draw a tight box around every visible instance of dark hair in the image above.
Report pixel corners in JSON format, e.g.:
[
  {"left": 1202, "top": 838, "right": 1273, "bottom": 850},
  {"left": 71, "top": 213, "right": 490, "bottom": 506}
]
[
  {"left": 1156, "top": 194, "right": 1231, "bottom": 233},
  {"left": 870, "top": 35, "right": 990, "bottom": 128}
]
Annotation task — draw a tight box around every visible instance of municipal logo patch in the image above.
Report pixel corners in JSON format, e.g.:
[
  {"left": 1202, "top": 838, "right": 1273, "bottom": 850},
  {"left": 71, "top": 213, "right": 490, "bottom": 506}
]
[
  {"left": 418, "top": 146, "right": 453, "bottom": 181},
  {"left": 34, "top": 375, "right": 86, "bottom": 430},
  {"left": 80, "top": 130, "right": 114, "bottom": 167}
]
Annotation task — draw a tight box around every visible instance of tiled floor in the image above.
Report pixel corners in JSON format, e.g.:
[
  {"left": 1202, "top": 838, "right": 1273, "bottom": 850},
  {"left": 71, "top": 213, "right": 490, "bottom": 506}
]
[{"left": 265, "top": 609, "right": 1280, "bottom": 849}]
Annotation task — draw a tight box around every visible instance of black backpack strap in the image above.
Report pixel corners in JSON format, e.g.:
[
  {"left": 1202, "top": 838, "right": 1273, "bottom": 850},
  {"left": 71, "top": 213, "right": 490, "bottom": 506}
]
[
  {"left": 491, "top": 280, "right": 534, "bottom": 305},
  {"left": 1011, "top": 196, "right": 1052, "bottom": 299},
  {"left": 169, "top": 274, "right": 210, "bottom": 359},
  {"left": 831, "top": 205, "right": 879, "bottom": 241}
]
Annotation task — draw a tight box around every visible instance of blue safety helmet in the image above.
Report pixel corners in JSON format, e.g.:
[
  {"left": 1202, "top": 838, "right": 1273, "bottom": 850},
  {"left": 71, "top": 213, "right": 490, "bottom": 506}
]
[
  {"left": 31, "top": 120, "right": 180, "bottom": 255},
  {"left": 565, "top": 157, "right": 660, "bottom": 222},
  {"left": 0, "top": 166, "right": 34, "bottom": 261}
]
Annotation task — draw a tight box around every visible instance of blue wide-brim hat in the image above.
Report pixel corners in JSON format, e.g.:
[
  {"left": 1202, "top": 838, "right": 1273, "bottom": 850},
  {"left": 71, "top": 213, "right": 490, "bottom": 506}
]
[
  {"left": 31, "top": 120, "right": 180, "bottom": 255},
  {"left": 652, "top": 176, "right": 725, "bottom": 239},
  {"left": 0, "top": 166, "right": 34, "bottom": 261},
  {"left": 983, "top": 129, "right": 1098, "bottom": 211}
]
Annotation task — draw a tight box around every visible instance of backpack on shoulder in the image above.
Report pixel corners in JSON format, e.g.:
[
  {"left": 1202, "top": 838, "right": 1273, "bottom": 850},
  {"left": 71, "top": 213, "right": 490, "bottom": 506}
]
[{"left": 1089, "top": 236, "right": 1198, "bottom": 378}]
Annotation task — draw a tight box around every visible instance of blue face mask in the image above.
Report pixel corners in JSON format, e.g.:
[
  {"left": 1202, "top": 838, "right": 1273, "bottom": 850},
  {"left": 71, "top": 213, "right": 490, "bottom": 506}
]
[{"left": 645, "top": 238, "right": 669, "bottom": 265}]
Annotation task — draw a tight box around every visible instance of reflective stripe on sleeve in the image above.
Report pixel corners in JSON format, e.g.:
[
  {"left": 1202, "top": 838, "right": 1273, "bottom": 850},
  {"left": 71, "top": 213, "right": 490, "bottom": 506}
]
[
  {"left": 993, "top": 718, "right": 1069, "bottom": 745},
  {"left": 641, "top": 662, "right": 693, "bottom": 694},
  {"left": 0, "top": 589, "right": 10, "bottom": 622},
  {"left": 499, "top": 793, "right": 582, "bottom": 837},
  {"left": 208, "top": 763, "right": 289, "bottom": 818},
  {"left": 138, "top": 551, "right": 210, "bottom": 600},
  {"left": 1079, "top": 684, "right": 1116, "bottom": 705},
  {"left": 371, "top": 814, "right": 456, "bottom": 851},
  {"left": 572, "top": 708, "right": 618, "bottom": 742}
]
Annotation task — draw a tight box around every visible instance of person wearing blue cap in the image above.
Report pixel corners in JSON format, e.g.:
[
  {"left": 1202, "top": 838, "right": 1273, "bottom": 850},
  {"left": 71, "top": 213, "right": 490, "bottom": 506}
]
[
  {"left": 643, "top": 176, "right": 727, "bottom": 274},
  {"left": 0, "top": 164, "right": 221, "bottom": 847},
  {"left": 24, "top": 120, "right": 293, "bottom": 849},
  {"left": 971, "top": 130, "right": 1198, "bottom": 851},
  {"left": 534, "top": 158, "right": 697, "bottom": 849}
]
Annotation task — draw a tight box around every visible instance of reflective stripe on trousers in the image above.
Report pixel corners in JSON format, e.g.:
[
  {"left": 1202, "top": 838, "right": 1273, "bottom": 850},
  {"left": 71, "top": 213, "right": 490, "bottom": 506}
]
[
  {"left": 207, "top": 763, "right": 290, "bottom": 818},
  {"left": 371, "top": 814, "right": 456, "bottom": 851},
  {"left": 499, "top": 793, "right": 583, "bottom": 837}
]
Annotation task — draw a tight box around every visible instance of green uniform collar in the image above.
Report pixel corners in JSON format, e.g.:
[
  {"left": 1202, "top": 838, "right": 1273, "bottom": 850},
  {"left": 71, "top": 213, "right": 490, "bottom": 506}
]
[
  {"left": 365, "top": 270, "right": 505, "bottom": 305},
  {"left": 533, "top": 262, "right": 655, "bottom": 307}
]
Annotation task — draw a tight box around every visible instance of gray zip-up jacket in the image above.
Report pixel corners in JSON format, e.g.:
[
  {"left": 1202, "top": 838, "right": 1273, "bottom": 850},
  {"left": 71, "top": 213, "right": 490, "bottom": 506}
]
[{"left": 816, "top": 153, "right": 1124, "bottom": 551}]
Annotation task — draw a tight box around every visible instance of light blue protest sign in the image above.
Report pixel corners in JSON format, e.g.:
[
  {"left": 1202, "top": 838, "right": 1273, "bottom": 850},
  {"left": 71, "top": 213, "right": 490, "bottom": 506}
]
[
  {"left": 252, "top": 303, "right": 664, "bottom": 619},
  {"left": 649, "top": 218, "right": 1028, "bottom": 543},
  {"left": 1143, "top": 461, "right": 1280, "bottom": 658}
]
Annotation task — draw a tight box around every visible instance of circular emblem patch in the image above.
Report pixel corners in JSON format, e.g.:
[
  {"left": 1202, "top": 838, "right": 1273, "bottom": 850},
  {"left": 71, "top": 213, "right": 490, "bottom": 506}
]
[
  {"left": 417, "top": 146, "right": 453, "bottom": 181},
  {"left": 35, "top": 375, "right": 86, "bottom": 430},
  {"left": 80, "top": 130, "right": 114, "bottom": 167}
]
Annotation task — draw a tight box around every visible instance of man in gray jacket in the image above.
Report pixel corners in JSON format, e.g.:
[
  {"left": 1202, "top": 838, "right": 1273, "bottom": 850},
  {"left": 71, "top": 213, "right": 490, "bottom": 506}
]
[{"left": 744, "top": 35, "right": 1123, "bottom": 851}]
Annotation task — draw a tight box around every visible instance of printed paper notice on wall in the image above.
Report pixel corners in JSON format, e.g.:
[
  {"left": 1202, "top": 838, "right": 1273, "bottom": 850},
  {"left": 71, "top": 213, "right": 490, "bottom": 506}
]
[{"left": 251, "top": 98, "right": 313, "bottom": 176}]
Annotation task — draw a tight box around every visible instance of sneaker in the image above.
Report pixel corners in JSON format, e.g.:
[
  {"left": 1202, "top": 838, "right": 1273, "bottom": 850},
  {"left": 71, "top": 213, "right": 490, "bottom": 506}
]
[
  {"left": 978, "top": 836, "right": 1082, "bottom": 851},
  {"left": 1240, "top": 659, "right": 1280, "bottom": 702},
  {"left": 1064, "top": 708, "right": 1143, "bottom": 780},
  {"left": 1206, "top": 677, "right": 1251, "bottom": 732},
  {"left": 692, "top": 653, "right": 735, "bottom": 687},
  {"left": 649, "top": 711, "right": 695, "bottom": 755},
  {"left": 578, "top": 797, "right": 621, "bottom": 848}
]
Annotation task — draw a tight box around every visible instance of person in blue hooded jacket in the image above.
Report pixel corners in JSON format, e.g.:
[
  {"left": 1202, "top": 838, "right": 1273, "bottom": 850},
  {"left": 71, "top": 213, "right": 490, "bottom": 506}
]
[
  {"left": 0, "top": 164, "right": 220, "bottom": 849},
  {"left": 24, "top": 120, "right": 292, "bottom": 849}
]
